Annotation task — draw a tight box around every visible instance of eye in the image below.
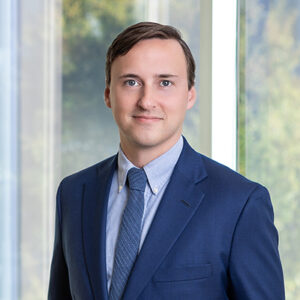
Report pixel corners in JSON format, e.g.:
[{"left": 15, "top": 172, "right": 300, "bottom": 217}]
[
  {"left": 125, "top": 79, "right": 138, "bottom": 86},
  {"left": 160, "top": 80, "right": 172, "bottom": 87}
]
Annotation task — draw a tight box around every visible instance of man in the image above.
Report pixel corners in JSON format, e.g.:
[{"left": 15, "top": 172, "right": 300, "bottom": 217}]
[{"left": 48, "top": 22, "right": 285, "bottom": 299}]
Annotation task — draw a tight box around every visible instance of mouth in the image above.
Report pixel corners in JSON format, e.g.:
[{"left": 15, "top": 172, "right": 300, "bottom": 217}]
[{"left": 132, "top": 115, "right": 163, "bottom": 123}]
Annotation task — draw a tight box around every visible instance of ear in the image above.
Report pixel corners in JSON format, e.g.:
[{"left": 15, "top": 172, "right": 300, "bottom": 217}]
[
  {"left": 187, "top": 86, "right": 196, "bottom": 110},
  {"left": 104, "top": 86, "right": 112, "bottom": 108}
]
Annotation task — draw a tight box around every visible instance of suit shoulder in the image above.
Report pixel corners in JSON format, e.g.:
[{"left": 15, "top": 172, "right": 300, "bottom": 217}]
[
  {"left": 60, "top": 154, "right": 117, "bottom": 187},
  {"left": 194, "top": 152, "right": 270, "bottom": 213},
  {"left": 197, "top": 151, "right": 265, "bottom": 196},
  {"left": 204, "top": 153, "right": 256, "bottom": 182},
  {"left": 181, "top": 138, "right": 263, "bottom": 195},
  {"left": 202, "top": 154, "right": 250, "bottom": 181}
]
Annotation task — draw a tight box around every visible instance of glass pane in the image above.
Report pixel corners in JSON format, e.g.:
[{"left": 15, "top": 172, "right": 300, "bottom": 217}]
[
  {"left": 0, "top": 0, "right": 19, "bottom": 299},
  {"left": 238, "top": 1, "right": 300, "bottom": 298},
  {"left": 1, "top": 0, "right": 204, "bottom": 299}
]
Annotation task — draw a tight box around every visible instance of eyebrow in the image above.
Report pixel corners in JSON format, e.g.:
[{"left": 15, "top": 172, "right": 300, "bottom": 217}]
[
  {"left": 156, "top": 74, "right": 178, "bottom": 78},
  {"left": 118, "top": 73, "right": 178, "bottom": 79},
  {"left": 118, "top": 73, "right": 140, "bottom": 79}
]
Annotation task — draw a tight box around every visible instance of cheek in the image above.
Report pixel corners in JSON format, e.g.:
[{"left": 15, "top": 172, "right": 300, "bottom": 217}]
[
  {"left": 160, "top": 88, "right": 190, "bottom": 108},
  {"left": 110, "top": 97, "right": 132, "bottom": 121},
  {"left": 113, "top": 88, "right": 139, "bottom": 107},
  {"left": 164, "top": 97, "right": 190, "bottom": 115}
]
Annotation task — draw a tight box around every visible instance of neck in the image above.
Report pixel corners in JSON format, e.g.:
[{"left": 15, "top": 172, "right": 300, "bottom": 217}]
[{"left": 120, "top": 136, "right": 181, "bottom": 168}]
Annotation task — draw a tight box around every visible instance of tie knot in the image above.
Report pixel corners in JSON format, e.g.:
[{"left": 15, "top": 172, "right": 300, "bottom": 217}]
[{"left": 127, "top": 167, "right": 147, "bottom": 192}]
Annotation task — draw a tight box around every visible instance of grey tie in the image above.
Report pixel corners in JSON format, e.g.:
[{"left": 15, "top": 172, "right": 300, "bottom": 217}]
[{"left": 109, "top": 167, "right": 147, "bottom": 300}]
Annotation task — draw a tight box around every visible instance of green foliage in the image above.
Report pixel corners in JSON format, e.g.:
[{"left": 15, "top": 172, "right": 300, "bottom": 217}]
[{"left": 238, "top": 1, "right": 300, "bottom": 298}]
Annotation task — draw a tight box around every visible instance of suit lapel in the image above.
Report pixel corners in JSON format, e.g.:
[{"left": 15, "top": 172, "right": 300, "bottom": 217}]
[
  {"left": 123, "top": 139, "right": 208, "bottom": 300},
  {"left": 82, "top": 156, "right": 117, "bottom": 300}
]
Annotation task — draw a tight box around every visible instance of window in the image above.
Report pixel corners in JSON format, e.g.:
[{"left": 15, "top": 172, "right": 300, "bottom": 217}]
[
  {"left": 0, "top": 1, "right": 18, "bottom": 298},
  {"left": 0, "top": 0, "right": 206, "bottom": 299},
  {"left": 2, "top": 0, "right": 298, "bottom": 298},
  {"left": 238, "top": 0, "right": 300, "bottom": 298}
]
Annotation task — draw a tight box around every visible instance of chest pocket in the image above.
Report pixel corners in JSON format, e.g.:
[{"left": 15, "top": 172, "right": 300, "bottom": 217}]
[{"left": 153, "top": 263, "right": 212, "bottom": 283}]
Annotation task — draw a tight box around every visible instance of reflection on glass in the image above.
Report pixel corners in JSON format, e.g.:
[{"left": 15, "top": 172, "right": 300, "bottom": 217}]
[{"left": 238, "top": 1, "right": 300, "bottom": 298}]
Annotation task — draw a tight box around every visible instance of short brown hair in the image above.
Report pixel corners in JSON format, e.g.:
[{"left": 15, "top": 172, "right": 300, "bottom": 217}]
[{"left": 105, "top": 22, "right": 195, "bottom": 89}]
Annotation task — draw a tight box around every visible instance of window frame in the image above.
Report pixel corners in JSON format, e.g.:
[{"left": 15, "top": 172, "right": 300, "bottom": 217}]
[
  {"left": 211, "top": 0, "right": 238, "bottom": 170},
  {"left": 0, "top": 0, "right": 19, "bottom": 299}
]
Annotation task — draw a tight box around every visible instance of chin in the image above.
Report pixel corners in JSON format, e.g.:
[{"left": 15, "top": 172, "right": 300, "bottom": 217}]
[
  {"left": 131, "top": 134, "right": 177, "bottom": 151},
  {"left": 132, "top": 137, "right": 160, "bottom": 149}
]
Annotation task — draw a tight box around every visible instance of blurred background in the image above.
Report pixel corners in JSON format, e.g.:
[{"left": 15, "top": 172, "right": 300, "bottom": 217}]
[{"left": 0, "top": 0, "right": 299, "bottom": 299}]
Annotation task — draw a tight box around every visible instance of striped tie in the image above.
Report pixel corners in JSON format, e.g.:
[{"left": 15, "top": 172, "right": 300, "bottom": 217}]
[{"left": 109, "top": 167, "right": 147, "bottom": 300}]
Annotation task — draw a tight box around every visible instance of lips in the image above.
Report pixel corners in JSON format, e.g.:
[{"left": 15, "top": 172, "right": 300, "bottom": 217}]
[
  {"left": 132, "top": 115, "right": 163, "bottom": 122},
  {"left": 133, "top": 115, "right": 162, "bottom": 119}
]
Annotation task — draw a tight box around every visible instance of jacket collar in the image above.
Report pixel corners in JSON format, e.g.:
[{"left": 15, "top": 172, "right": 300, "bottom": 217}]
[
  {"left": 123, "top": 137, "right": 208, "bottom": 299},
  {"left": 82, "top": 155, "right": 117, "bottom": 300},
  {"left": 82, "top": 137, "right": 208, "bottom": 300}
]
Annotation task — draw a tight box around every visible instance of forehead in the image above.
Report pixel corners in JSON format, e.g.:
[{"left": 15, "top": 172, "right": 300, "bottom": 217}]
[{"left": 111, "top": 38, "right": 188, "bottom": 77}]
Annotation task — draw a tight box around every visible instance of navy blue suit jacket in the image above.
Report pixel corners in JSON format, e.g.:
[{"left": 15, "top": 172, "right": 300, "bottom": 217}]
[{"left": 48, "top": 138, "right": 285, "bottom": 299}]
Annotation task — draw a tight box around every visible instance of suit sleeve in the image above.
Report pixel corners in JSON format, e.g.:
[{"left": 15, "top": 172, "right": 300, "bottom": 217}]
[
  {"left": 48, "top": 183, "right": 72, "bottom": 300},
  {"left": 228, "top": 185, "right": 285, "bottom": 300}
]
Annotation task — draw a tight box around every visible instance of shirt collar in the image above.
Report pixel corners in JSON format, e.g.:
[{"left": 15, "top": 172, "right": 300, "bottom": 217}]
[
  {"left": 117, "top": 149, "right": 135, "bottom": 193},
  {"left": 117, "top": 136, "right": 183, "bottom": 195}
]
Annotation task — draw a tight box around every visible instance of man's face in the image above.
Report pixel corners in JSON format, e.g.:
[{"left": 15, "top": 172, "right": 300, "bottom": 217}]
[{"left": 105, "top": 38, "right": 196, "bottom": 155}]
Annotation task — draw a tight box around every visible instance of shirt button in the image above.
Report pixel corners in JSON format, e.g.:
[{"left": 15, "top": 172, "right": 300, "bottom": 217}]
[{"left": 153, "top": 187, "right": 158, "bottom": 194}]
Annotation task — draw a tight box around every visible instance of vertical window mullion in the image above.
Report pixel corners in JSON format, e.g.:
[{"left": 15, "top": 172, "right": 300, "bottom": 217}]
[
  {"left": 211, "top": 0, "right": 238, "bottom": 170},
  {"left": 0, "top": 0, "right": 19, "bottom": 299}
]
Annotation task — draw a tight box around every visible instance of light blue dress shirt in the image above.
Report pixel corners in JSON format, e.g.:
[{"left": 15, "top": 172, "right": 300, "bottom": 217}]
[{"left": 106, "top": 136, "right": 183, "bottom": 289}]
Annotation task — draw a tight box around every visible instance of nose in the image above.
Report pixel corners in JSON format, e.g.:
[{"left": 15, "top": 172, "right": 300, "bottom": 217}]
[{"left": 137, "top": 86, "right": 156, "bottom": 110}]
